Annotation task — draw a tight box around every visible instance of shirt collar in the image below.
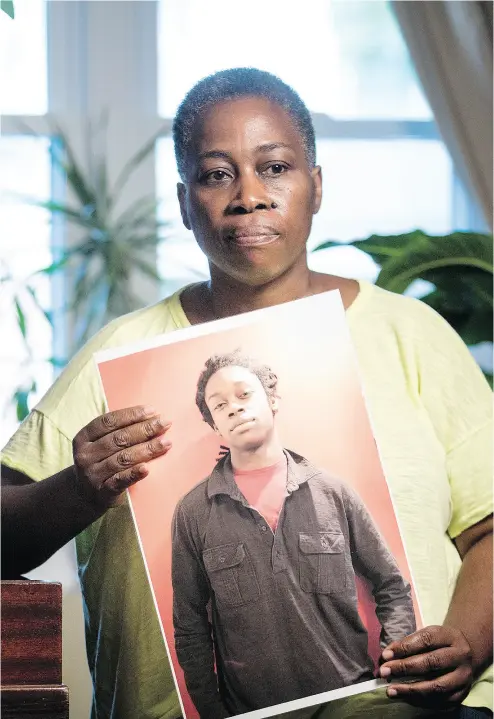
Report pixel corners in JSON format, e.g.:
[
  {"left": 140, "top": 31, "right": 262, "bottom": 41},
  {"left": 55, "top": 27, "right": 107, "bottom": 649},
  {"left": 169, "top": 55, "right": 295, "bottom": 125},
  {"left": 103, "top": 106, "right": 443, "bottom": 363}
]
[{"left": 207, "top": 449, "right": 321, "bottom": 501}]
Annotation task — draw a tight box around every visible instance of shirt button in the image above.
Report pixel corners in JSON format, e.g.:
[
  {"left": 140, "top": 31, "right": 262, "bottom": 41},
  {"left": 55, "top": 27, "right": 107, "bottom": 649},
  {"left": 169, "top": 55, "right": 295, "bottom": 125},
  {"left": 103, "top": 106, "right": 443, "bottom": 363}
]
[
  {"left": 219, "top": 556, "right": 226, "bottom": 563},
  {"left": 260, "top": 525, "right": 267, "bottom": 532}
]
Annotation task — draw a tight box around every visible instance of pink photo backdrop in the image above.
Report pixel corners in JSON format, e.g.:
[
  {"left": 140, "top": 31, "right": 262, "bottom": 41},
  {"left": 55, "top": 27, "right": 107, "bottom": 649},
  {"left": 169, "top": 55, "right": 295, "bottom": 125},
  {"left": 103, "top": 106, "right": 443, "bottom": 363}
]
[{"left": 98, "top": 293, "right": 421, "bottom": 719}]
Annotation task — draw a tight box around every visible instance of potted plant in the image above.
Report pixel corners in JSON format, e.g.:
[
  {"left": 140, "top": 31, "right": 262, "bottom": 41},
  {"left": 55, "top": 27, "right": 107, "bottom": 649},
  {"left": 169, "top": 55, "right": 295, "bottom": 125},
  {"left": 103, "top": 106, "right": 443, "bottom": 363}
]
[
  {"left": 313, "top": 230, "right": 493, "bottom": 383},
  {"left": 2, "top": 119, "right": 169, "bottom": 419}
]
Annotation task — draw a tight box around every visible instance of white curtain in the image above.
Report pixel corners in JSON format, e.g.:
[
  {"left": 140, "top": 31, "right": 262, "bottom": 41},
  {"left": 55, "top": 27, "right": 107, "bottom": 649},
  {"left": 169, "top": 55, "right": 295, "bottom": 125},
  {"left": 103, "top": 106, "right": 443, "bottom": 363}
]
[{"left": 391, "top": 0, "right": 493, "bottom": 228}]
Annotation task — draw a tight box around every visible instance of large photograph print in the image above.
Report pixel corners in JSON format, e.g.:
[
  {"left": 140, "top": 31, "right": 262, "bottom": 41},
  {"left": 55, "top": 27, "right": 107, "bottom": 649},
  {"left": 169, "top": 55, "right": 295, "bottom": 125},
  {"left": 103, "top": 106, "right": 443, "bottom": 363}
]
[{"left": 95, "top": 290, "right": 422, "bottom": 719}]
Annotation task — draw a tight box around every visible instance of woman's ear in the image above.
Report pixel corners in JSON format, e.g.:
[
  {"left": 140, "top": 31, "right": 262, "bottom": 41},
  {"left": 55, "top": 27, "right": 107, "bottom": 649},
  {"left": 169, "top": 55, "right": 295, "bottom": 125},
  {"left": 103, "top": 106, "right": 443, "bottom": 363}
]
[
  {"left": 311, "top": 165, "right": 323, "bottom": 215},
  {"left": 177, "top": 182, "right": 191, "bottom": 230}
]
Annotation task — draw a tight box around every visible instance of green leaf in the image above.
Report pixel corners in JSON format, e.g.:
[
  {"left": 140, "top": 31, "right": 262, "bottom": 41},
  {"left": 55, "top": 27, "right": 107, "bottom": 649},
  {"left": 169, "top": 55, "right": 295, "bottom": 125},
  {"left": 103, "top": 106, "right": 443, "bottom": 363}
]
[
  {"left": 14, "top": 299, "right": 27, "bottom": 338},
  {"left": 15, "top": 391, "right": 30, "bottom": 421},
  {"left": 14, "top": 381, "right": 36, "bottom": 422},
  {"left": 94, "top": 157, "right": 109, "bottom": 219},
  {"left": 71, "top": 265, "right": 106, "bottom": 318},
  {"left": 111, "top": 126, "right": 168, "bottom": 203},
  {"left": 313, "top": 234, "right": 411, "bottom": 266},
  {"left": 423, "top": 268, "right": 493, "bottom": 309},
  {"left": 49, "top": 125, "right": 97, "bottom": 210},
  {"left": 375, "top": 231, "right": 493, "bottom": 293},
  {"left": 15, "top": 196, "right": 99, "bottom": 229},
  {"left": 312, "top": 240, "right": 346, "bottom": 252},
  {"left": 131, "top": 256, "right": 162, "bottom": 282},
  {"left": 38, "top": 235, "right": 108, "bottom": 278},
  {"left": 422, "top": 288, "right": 493, "bottom": 344},
  {"left": 39, "top": 254, "right": 72, "bottom": 276},
  {"left": 48, "top": 357, "right": 67, "bottom": 369},
  {"left": 1, "top": 1, "right": 14, "bottom": 19},
  {"left": 112, "top": 194, "right": 160, "bottom": 235},
  {"left": 74, "top": 280, "right": 109, "bottom": 347},
  {"left": 25, "top": 285, "right": 54, "bottom": 325},
  {"left": 127, "top": 233, "right": 165, "bottom": 249}
]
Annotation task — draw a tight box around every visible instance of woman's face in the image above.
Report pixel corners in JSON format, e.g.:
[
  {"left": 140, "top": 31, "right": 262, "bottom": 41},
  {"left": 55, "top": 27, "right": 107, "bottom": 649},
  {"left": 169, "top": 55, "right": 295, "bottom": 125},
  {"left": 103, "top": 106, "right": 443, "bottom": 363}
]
[{"left": 177, "top": 96, "right": 322, "bottom": 287}]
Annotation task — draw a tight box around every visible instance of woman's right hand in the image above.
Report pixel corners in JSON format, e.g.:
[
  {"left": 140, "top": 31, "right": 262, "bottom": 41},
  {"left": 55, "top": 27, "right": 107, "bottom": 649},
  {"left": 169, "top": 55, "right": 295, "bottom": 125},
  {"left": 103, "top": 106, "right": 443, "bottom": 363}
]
[{"left": 72, "top": 405, "right": 172, "bottom": 509}]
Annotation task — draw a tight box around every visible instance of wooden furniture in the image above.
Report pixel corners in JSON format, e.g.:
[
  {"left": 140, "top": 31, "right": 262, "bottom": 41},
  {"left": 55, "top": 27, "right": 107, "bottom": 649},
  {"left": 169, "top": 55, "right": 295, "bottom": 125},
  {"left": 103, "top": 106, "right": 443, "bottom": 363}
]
[{"left": 1, "top": 581, "right": 69, "bottom": 718}]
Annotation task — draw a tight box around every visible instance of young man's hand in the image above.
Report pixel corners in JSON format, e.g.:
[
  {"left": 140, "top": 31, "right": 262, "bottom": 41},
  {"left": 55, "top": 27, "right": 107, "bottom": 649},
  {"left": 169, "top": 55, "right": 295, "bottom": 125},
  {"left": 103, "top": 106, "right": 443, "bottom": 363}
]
[
  {"left": 72, "top": 405, "right": 172, "bottom": 508},
  {"left": 379, "top": 625, "right": 474, "bottom": 708}
]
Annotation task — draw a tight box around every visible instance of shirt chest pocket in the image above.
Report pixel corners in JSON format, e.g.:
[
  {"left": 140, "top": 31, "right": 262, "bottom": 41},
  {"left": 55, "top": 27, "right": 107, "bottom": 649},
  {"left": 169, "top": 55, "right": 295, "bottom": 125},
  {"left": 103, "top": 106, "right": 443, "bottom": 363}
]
[
  {"left": 203, "top": 543, "right": 260, "bottom": 608},
  {"left": 299, "top": 532, "right": 349, "bottom": 594}
]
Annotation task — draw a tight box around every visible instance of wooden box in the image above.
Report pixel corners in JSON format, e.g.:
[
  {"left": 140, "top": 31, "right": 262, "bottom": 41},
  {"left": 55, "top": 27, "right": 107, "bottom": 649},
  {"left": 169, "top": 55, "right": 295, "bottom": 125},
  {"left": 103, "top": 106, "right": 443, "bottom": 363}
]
[{"left": 1, "top": 581, "right": 68, "bottom": 718}]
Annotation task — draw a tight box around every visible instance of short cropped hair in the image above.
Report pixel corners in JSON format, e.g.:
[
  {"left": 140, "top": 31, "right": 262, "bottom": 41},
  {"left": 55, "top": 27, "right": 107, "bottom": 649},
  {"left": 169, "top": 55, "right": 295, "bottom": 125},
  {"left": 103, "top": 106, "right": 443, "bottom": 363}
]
[
  {"left": 196, "top": 349, "right": 278, "bottom": 428},
  {"left": 173, "top": 67, "right": 316, "bottom": 179}
]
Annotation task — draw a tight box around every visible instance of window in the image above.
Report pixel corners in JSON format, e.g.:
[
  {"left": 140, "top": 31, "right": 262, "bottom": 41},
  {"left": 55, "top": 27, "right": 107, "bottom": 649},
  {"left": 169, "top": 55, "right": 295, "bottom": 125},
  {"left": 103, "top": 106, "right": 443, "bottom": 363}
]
[
  {"left": 157, "top": 0, "right": 431, "bottom": 120},
  {"left": 0, "top": 0, "right": 48, "bottom": 114},
  {"left": 0, "top": 0, "right": 52, "bottom": 445},
  {"left": 0, "top": 137, "right": 53, "bottom": 445},
  {"left": 156, "top": 0, "right": 465, "bottom": 290}
]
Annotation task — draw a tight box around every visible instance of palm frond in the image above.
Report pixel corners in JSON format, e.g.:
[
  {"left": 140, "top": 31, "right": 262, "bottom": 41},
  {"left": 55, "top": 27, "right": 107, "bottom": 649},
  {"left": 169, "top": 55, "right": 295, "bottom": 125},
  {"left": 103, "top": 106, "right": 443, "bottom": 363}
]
[
  {"left": 112, "top": 194, "right": 160, "bottom": 233},
  {"left": 14, "top": 196, "right": 100, "bottom": 229},
  {"left": 48, "top": 124, "right": 97, "bottom": 210},
  {"left": 111, "top": 124, "right": 168, "bottom": 203},
  {"left": 131, "top": 256, "right": 162, "bottom": 282}
]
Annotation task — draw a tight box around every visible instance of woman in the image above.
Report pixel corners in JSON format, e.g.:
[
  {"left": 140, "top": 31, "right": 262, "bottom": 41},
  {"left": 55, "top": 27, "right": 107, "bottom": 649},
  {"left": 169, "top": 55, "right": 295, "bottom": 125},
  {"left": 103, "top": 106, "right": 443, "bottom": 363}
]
[{"left": 2, "top": 68, "right": 492, "bottom": 719}]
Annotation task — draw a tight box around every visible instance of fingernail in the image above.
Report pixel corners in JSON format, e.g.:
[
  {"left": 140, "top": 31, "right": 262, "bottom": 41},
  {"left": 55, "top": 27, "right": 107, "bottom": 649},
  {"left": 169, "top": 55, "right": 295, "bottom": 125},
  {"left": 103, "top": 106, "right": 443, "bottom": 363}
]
[
  {"left": 387, "top": 687, "right": 397, "bottom": 697},
  {"left": 382, "top": 649, "right": 394, "bottom": 660},
  {"left": 159, "top": 437, "right": 171, "bottom": 448},
  {"left": 143, "top": 405, "right": 156, "bottom": 416},
  {"left": 380, "top": 667, "right": 391, "bottom": 677}
]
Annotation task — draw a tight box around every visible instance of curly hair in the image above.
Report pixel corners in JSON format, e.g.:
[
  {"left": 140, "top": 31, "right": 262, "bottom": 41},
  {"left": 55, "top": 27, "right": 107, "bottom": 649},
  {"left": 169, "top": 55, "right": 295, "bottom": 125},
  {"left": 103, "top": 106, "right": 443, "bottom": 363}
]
[
  {"left": 196, "top": 349, "right": 278, "bottom": 428},
  {"left": 173, "top": 67, "right": 316, "bottom": 180}
]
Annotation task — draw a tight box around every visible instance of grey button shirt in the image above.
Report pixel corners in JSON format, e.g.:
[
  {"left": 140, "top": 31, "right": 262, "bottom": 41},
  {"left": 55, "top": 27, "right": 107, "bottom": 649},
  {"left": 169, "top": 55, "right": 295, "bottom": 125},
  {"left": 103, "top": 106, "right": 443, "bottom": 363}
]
[{"left": 172, "top": 450, "right": 416, "bottom": 719}]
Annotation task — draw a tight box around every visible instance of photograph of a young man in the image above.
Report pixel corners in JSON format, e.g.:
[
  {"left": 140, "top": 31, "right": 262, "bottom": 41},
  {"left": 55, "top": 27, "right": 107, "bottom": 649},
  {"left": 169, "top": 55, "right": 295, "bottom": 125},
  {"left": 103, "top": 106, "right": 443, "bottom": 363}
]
[{"left": 172, "top": 350, "right": 417, "bottom": 719}]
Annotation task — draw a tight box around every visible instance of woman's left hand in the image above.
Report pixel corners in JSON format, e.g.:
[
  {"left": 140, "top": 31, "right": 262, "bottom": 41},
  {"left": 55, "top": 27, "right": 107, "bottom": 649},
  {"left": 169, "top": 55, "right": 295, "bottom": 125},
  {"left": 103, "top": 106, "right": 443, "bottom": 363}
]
[{"left": 379, "top": 625, "right": 474, "bottom": 708}]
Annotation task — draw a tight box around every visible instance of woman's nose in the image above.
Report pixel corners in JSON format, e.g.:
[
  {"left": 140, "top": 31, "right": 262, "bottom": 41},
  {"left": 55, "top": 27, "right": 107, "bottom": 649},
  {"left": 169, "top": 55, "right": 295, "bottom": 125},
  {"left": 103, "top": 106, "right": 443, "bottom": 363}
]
[{"left": 227, "top": 170, "right": 271, "bottom": 215}]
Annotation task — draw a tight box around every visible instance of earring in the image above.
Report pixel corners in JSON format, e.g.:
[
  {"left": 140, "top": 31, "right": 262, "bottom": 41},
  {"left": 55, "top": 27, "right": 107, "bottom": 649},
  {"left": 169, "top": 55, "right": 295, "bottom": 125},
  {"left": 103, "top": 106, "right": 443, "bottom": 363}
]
[{"left": 271, "top": 202, "right": 277, "bottom": 209}]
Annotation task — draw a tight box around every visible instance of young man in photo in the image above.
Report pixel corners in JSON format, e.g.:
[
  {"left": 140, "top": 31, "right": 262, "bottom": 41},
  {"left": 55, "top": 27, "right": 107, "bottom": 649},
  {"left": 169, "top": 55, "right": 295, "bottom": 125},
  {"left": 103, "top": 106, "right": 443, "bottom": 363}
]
[{"left": 171, "top": 350, "right": 416, "bottom": 718}]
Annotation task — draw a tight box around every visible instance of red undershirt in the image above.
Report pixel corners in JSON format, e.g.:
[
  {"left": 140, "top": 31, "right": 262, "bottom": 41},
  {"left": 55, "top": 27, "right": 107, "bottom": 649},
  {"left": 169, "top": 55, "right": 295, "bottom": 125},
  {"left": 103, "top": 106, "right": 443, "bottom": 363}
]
[{"left": 234, "top": 456, "right": 288, "bottom": 532}]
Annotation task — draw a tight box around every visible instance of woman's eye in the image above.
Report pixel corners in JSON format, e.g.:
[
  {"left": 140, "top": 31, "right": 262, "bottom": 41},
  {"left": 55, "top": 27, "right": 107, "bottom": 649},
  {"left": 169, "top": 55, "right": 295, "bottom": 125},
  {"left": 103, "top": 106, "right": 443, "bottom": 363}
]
[
  {"left": 203, "top": 169, "right": 231, "bottom": 184},
  {"left": 264, "top": 163, "right": 287, "bottom": 176}
]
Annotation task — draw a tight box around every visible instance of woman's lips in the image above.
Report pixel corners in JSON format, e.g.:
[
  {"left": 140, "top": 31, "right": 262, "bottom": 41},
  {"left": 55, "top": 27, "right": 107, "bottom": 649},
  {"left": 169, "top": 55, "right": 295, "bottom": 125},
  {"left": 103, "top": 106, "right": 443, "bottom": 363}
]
[{"left": 229, "top": 234, "right": 280, "bottom": 247}]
